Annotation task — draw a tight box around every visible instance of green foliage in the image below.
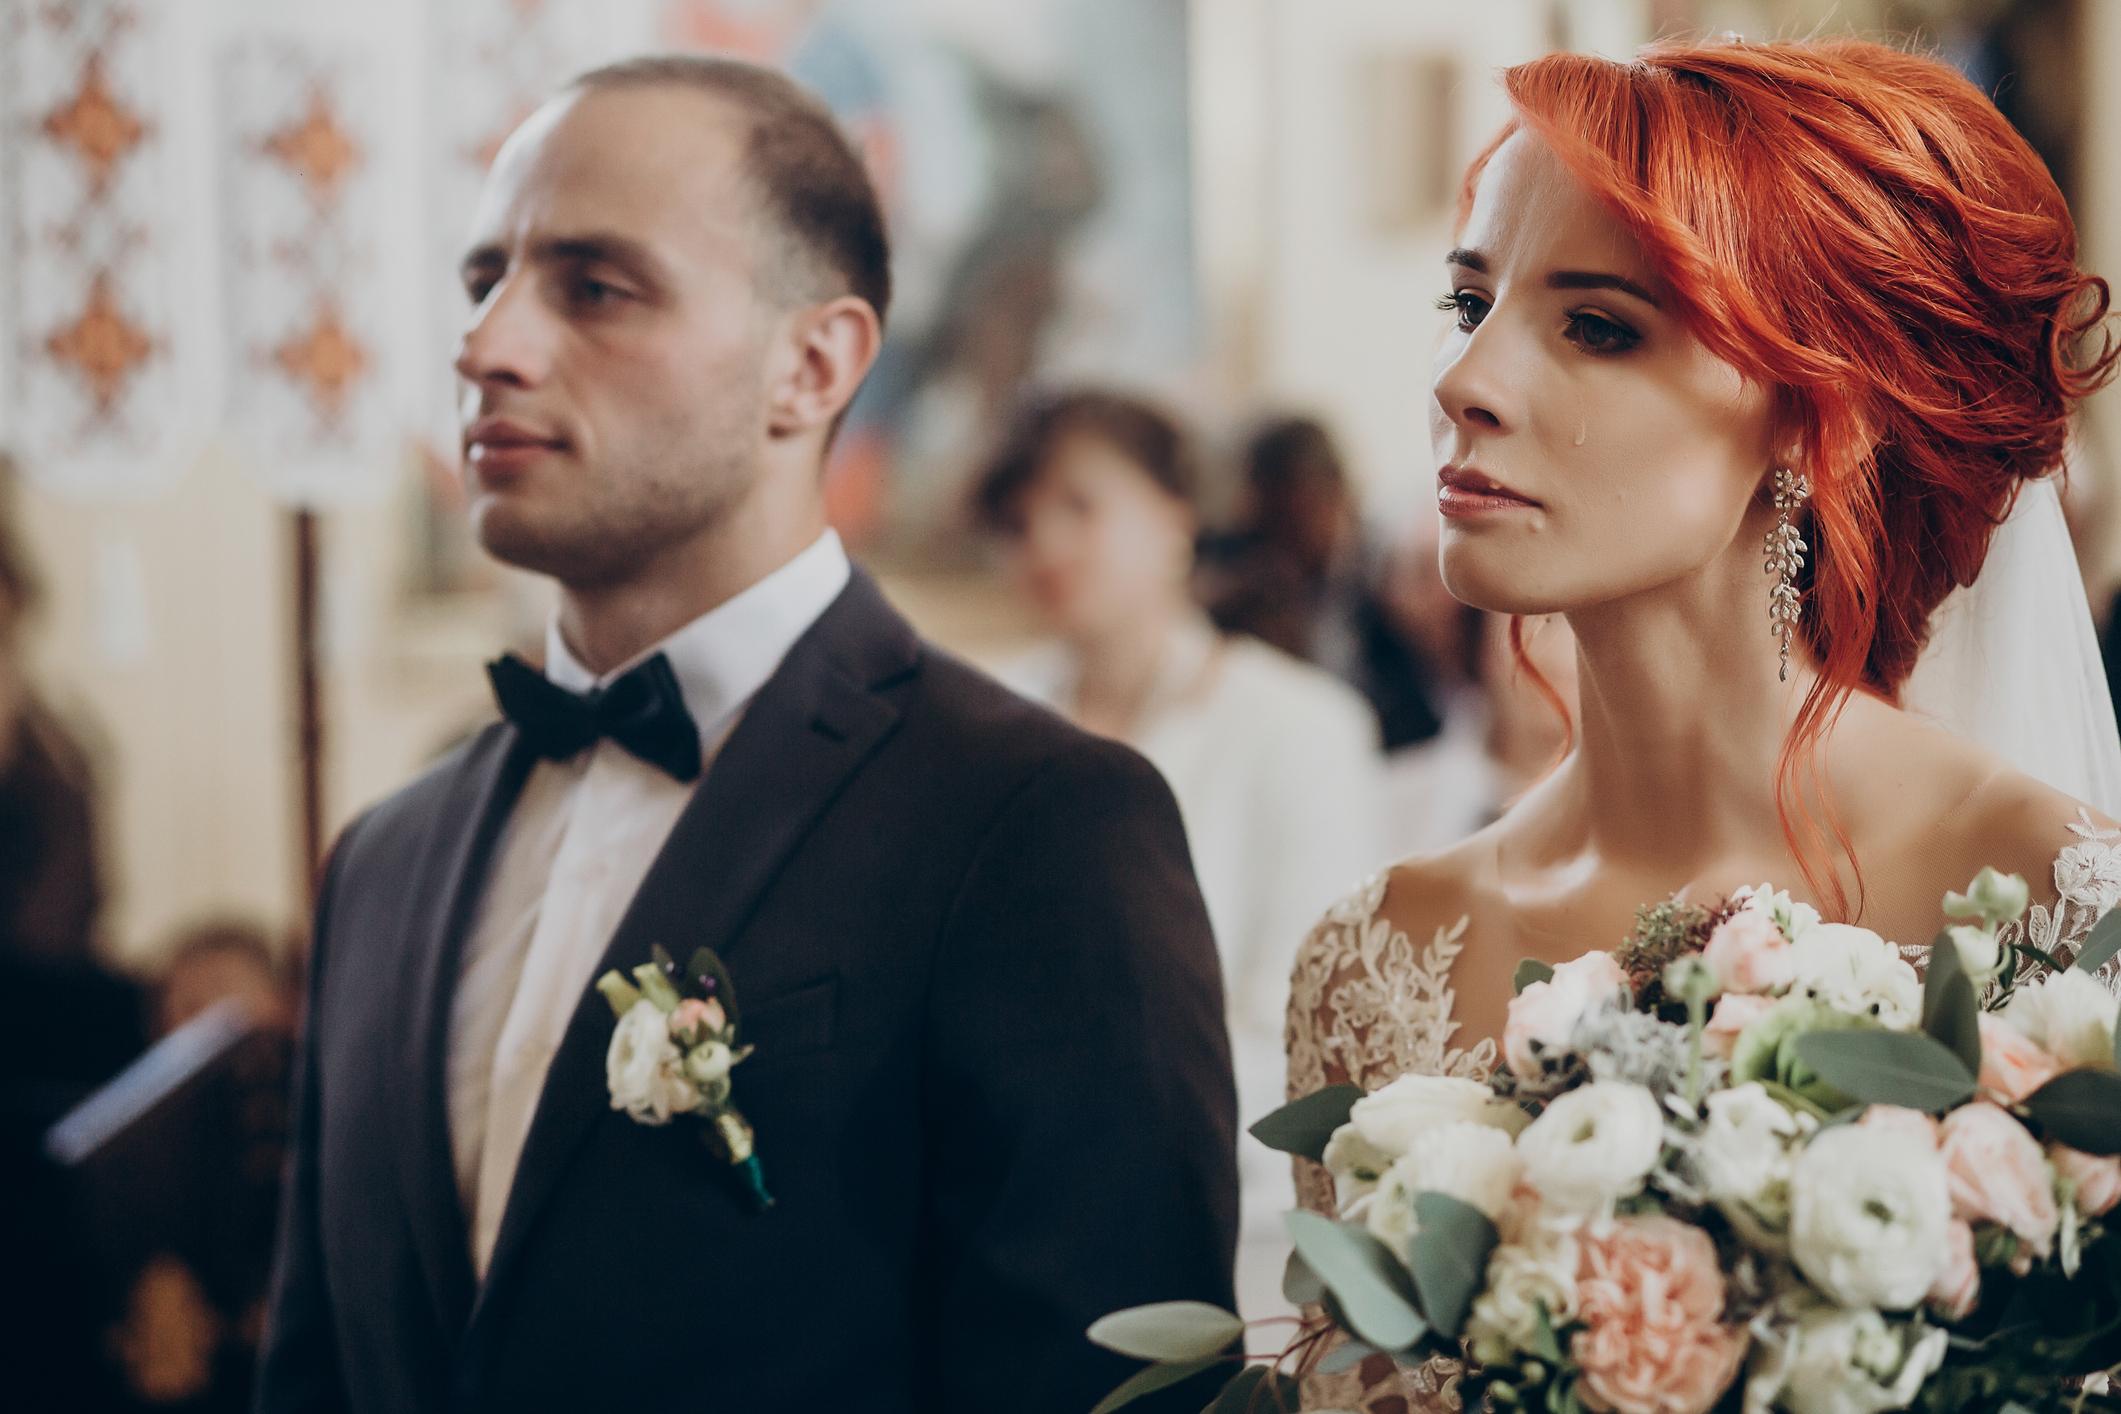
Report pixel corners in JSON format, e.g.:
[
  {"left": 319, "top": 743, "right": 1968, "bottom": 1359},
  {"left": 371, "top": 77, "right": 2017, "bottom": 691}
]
[
  {"left": 1286, "top": 1211, "right": 1428, "bottom": 1352},
  {"left": 1790, "top": 1030, "right": 1976, "bottom": 1113},
  {"left": 1514, "top": 959, "right": 1556, "bottom": 994},
  {"left": 1085, "top": 1302, "right": 1244, "bottom": 1363},
  {"left": 1407, "top": 1192, "right": 1500, "bottom": 1340},
  {"left": 1921, "top": 931, "right": 1984, "bottom": 1077},
  {"left": 2022, "top": 1068, "right": 2121, "bottom": 1156},
  {"left": 1249, "top": 1084, "right": 1365, "bottom": 1162}
]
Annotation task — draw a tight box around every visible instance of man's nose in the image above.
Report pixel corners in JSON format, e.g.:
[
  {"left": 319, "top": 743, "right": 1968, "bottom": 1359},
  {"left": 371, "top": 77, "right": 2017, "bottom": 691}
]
[{"left": 454, "top": 277, "right": 555, "bottom": 390}]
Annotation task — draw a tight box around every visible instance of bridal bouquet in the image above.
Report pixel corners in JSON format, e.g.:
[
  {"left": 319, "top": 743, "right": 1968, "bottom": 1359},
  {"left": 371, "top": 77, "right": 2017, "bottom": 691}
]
[{"left": 1091, "top": 871, "right": 2121, "bottom": 1414}]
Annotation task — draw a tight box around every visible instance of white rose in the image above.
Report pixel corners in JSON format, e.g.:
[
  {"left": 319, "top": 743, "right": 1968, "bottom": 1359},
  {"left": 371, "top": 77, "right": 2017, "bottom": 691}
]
[
  {"left": 1697, "top": 1083, "right": 1807, "bottom": 1226},
  {"left": 683, "top": 1040, "right": 735, "bottom": 1087},
  {"left": 1321, "top": 1125, "right": 1395, "bottom": 1210},
  {"left": 1788, "top": 1126, "right": 1952, "bottom": 1309},
  {"left": 605, "top": 1000, "right": 701, "bottom": 1124},
  {"left": 1790, "top": 923, "right": 1922, "bottom": 1028},
  {"left": 1364, "top": 1121, "right": 1525, "bottom": 1256},
  {"left": 1758, "top": 1306, "right": 1948, "bottom": 1414},
  {"left": 1347, "top": 1073, "right": 1526, "bottom": 1157},
  {"left": 1942, "top": 924, "right": 2004, "bottom": 985},
  {"left": 1466, "top": 1231, "right": 1580, "bottom": 1364},
  {"left": 1739, "top": 883, "right": 1821, "bottom": 943},
  {"left": 1518, "top": 1082, "right": 1665, "bottom": 1213},
  {"left": 2000, "top": 969, "right": 2119, "bottom": 1070}
]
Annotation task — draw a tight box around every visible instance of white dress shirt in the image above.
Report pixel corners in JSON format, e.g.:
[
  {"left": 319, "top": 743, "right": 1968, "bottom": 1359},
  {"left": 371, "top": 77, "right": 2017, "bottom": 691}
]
[{"left": 446, "top": 531, "right": 850, "bottom": 1277}]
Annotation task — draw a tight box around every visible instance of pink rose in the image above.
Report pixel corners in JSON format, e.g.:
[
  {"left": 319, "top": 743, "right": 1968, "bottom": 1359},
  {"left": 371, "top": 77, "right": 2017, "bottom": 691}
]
[
  {"left": 1506, "top": 952, "right": 1630, "bottom": 1077},
  {"left": 1570, "top": 1216, "right": 1747, "bottom": 1414},
  {"left": 1858, "top": 1105, "right": 1941, "bottom": 1150},
  {"left": 1939, "top": 1102, "right": 2058, "bottom": 1259},
  {"left": 667, "top": 998, "right": 726, "bottom": 1046},
  {"left": 1702, "top": 910, "right": 1795, "bottom": 995},
  {"left": 2053, "top": 1145, "right": 2121, "bottom": 1218},
  {"left": 1976, "top": 1016, "right": 2063, "bottom": 1105},
  {"left": 1702, "top": 993, "right": 1776, "bottom": 1060},
  {"left": 1927, "top": 1220, "right": 1980, "bottom": 1321}
]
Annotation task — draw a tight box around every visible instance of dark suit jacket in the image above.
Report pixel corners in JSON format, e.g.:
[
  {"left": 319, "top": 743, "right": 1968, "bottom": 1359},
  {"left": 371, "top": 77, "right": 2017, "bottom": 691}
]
[{"left": 256, "top": 571, "right": 1239, "bottom": 1414}]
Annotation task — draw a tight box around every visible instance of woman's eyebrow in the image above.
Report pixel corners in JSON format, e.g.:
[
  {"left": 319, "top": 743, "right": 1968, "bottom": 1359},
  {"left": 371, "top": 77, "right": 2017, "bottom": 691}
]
[{"left": 1444, "top": 248, "right": 1662, "bottom": 309}]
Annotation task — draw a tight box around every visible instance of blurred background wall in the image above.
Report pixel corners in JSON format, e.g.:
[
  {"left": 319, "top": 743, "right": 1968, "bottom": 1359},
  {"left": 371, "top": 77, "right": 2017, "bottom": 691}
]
[{"left": 1, "top": 0, "right": 2115, "bottom": 967}]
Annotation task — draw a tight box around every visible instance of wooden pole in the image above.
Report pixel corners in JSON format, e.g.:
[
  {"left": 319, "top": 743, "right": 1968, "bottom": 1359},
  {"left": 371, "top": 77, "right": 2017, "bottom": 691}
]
[{"left": 292, "top": 508, "right": 325, "bottom": 914}]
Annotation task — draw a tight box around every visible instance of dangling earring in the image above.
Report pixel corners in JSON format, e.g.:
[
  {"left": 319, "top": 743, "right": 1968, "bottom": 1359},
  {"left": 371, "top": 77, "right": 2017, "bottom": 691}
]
[{"left": 1764, "top": 467, "right": 1811, "bottom": 682}]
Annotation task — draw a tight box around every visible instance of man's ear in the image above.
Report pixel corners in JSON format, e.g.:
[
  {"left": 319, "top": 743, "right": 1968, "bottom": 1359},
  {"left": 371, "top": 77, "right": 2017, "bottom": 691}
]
[{"left": 765, "top": 296, "right": 882, "bottom": 439}]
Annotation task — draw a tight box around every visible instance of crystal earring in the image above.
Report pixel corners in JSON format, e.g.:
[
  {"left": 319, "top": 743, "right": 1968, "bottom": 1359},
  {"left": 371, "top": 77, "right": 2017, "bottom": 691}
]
[{"left": 1764, "top": 467, "right": 1811, "bottom": 682}]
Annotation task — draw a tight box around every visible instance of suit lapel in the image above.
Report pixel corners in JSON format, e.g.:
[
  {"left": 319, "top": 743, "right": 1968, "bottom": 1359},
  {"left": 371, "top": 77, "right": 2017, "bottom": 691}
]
[
  {"left": 388, "top": 724, "right": 538, "bottom": 1338},
  {"left": 468, "top": 573, "right": 918, "bottom": 1327}
]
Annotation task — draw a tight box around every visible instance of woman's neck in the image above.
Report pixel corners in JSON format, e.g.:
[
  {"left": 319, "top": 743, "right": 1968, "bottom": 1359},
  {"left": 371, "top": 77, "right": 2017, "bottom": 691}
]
[{"left": 1555, "top": 536, "right": 1818, "bottom": 875}]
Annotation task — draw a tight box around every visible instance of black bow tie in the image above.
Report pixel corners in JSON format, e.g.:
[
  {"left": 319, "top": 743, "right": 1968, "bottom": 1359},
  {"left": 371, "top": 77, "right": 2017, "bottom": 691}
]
[{"left": 487, "top": 651, "right": 703, "bottom": 782}]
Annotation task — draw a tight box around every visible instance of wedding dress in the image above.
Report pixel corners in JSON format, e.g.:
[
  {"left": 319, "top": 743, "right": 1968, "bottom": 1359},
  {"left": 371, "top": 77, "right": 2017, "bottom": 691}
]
[
  {"left": 1280, "top": 476, "right": 2121, "bottom": 1409},
  {"left": 1281, "top": 812, "right": 2121, "bottom": 1412}
]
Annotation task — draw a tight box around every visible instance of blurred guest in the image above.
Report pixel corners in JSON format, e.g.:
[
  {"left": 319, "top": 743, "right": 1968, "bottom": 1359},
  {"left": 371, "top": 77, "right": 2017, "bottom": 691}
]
[
  {"left": 99, "top": 918, "right": 298, "bottom": 1412},
  {"left": 1386, "top": 610, "right": 1577, "bottom": 859},
  {"left": 0, "top": 484, "right": 138, "bottom": 1409},
  {"left": 156, "top": 917, "right": 296, "bottom": 1039},
  {"left": 973, "top": 389, "right": 1385, "bottom": 1329},
  {"left": 1202, "top": 416, "right": 1446, "bottom": 750},
  {"left": 0, "top": 493, "right": 103, "bottom": 968}
]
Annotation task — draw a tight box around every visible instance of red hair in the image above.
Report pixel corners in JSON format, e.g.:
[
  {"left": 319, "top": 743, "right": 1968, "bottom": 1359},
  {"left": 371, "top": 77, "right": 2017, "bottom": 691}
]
[{"left": 1470, "top": 37, "right": 2117, "bottom": 917}]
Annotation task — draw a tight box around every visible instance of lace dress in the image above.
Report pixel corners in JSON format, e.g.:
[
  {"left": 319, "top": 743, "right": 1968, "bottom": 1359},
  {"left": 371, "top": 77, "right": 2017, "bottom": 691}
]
[{"left": 1282, "top": 812, "right": 2121, "bottom": 1414}]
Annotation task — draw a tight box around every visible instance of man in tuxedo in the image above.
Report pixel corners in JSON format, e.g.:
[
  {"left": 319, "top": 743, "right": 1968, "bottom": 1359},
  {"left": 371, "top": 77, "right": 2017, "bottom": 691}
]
[{"left": 256, "top": 56, "right": 1238, "bottom": 1414}]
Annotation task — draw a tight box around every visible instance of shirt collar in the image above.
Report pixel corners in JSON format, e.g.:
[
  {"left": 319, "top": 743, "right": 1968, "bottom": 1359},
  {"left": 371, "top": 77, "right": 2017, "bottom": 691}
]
[{"left": 543, "top": 530, "right": 852, "bottom": 745}]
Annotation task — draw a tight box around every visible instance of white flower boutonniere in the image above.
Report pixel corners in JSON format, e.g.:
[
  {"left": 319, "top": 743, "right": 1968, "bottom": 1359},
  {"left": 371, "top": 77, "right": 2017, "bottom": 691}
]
[{"left": 596, "top": 945, "right": 773, "bottom": 1212}]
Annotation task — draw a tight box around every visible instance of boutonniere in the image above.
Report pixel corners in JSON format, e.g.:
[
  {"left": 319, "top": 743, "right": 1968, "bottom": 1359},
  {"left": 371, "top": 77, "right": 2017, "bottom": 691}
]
[{"left": 595, "top": 945, "right": 774, "bottom": 1212}]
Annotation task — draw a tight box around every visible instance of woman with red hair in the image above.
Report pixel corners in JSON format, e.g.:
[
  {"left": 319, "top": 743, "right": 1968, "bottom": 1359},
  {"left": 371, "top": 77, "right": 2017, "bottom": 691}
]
[{"left": 1285, "top": 35, "right": 2120, "bottom": 1412}]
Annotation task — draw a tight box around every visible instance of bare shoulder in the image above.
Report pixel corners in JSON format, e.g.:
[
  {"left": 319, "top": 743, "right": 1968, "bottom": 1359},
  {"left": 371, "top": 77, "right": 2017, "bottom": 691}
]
[
  {"left": 1370, "top": 825, "right": 1503, "bottom": 949},
  {"left": 1952, "top": 765, "right": 2120, "bottom": 890},
  {"left": 1879, "top": 711, "right": 2121, "bottom": 893}
]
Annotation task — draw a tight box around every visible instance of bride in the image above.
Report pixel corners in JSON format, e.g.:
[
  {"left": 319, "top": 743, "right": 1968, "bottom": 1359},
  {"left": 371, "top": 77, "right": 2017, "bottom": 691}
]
[{"left": 1287, "top": 35, "right": 2121, "bottom": 1412}]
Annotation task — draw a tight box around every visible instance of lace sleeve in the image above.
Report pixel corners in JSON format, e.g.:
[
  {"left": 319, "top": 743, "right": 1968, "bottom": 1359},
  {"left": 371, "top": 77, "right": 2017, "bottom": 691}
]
[
  {"left": 1282, "top": 875, "right": 1485, "bottom": 1413},
  {"left": 2003, "top": 810, "right": 2121, "bottom": 990}
]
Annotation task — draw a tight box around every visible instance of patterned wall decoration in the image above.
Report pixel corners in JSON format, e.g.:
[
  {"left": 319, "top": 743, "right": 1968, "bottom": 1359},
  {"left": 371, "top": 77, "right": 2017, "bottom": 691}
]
[
  {"left": 217, "top": 33, "right": 402, "bottom": 506},
  {"left": 0, "top": 0, "right": 206, "bottom": 495},
  {"left": 408, "top": 0, "right": 653, "bottom": 593}
]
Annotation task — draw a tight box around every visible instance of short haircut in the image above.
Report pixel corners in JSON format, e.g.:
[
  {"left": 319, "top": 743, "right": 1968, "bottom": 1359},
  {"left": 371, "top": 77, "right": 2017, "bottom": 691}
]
[
  {"left": 571, "top": 54, "right": 892, "bottom": 327},
  {"left": 971, "top": 388, "right": 1198, "bottom": 533}
]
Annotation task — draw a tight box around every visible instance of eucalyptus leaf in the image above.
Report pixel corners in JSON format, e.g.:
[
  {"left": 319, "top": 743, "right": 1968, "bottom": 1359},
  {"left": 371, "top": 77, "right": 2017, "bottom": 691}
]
[
  {"left": 1514, "top": 959, "right": 1556, "bottom": 994},
  {"left": 1250, "top": 1084, "right": 1365, "bottom": 1161},
  {"left": 1287, "top": 1210, "right": 1428, "bottom": 1352},
  {"left": 1408, "top": 1192, "right": 1499, "bottom": 1340},
  {"left": 1530, "top": 1301, "right": 1564, "bottom": 1364},
  {"left": 1920, "top": 932, "right": 1983, "bottom": 1077},
  {"left": 1087, "top": 1302, "right": 1245, "bottom": 1363},
  {"left": 1789, "top": 1030, "right": 1976, "bottom": 1113},
  {"left": 2022, "top": 1068, "right": 2121, "bottom": 1156},
  {"left": 1088, "top": 1356, "right": 1225, "bottom": 1414},
  {"left": 1205, "top": 1365, "right": 1300, "bottom": 1414},
  {"left": 2076, "top": 907, "right": 2121, "bottom": 976},
  {"left": 1282, "top": 1248, "right": 1324, "bottom": 1307}
]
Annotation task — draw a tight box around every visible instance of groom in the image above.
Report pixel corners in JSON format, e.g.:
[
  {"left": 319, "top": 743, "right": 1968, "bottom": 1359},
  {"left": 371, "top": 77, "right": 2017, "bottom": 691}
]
[{"left": 256, "top": 56, "right": 1238, "bottom": 1414}]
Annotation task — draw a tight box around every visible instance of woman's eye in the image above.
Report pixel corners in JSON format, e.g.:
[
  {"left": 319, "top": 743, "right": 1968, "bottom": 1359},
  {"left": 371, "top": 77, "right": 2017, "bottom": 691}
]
[
  {"left": 1436, "top": 291, "right": 1489, "bottom": 331},
  {"left": 1564, "top": 310, "right": 1640, "bottom": 354}
]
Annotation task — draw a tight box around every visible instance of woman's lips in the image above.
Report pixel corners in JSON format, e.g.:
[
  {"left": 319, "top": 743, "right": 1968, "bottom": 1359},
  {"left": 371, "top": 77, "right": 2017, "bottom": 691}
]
[{"left": 1437, "top": 465, "right": 1540, "bottom": 518}]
